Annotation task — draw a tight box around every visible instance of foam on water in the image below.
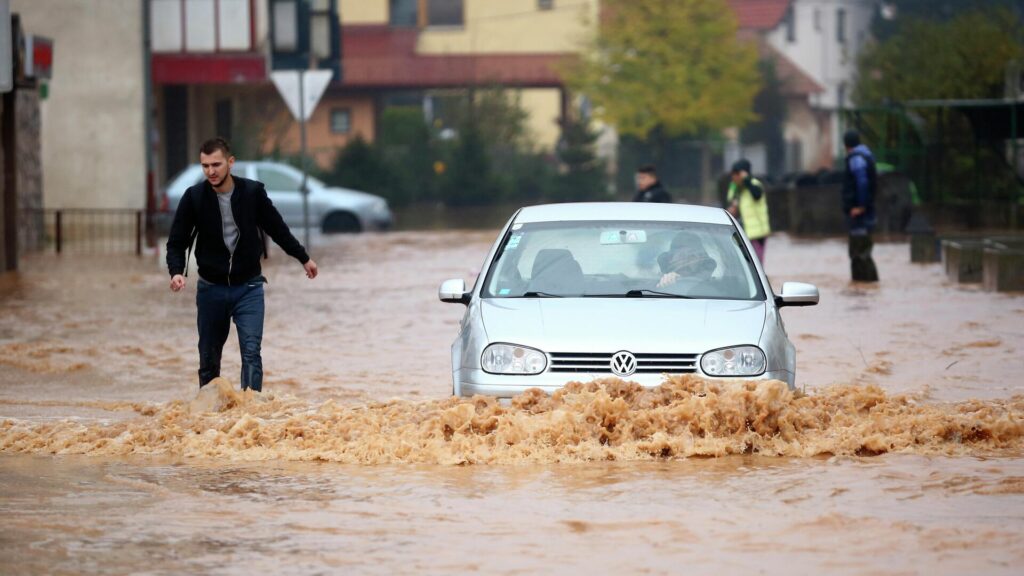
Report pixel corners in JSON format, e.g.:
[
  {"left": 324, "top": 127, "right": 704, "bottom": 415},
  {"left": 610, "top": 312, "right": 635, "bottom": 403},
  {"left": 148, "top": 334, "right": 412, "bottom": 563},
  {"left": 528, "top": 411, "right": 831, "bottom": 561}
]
[{"left": 2, "top": 376, "right": 1022, "bottom": 465}]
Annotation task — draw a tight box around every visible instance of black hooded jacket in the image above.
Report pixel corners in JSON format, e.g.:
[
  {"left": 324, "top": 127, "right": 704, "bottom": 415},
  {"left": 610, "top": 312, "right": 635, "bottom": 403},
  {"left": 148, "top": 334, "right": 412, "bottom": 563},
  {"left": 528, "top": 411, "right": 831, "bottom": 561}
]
[
  {"left": 632, "top": 181, "right": 672, "bottom": 203},
  {"left": 166, "top": 176, "right": 309, "bottom": 285}
]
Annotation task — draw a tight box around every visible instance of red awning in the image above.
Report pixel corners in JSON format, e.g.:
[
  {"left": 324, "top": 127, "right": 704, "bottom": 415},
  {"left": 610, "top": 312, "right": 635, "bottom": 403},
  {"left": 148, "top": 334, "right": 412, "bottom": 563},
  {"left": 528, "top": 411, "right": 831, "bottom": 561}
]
[{"left": 151, "top": 53, "right": 266, "bottom": 84}]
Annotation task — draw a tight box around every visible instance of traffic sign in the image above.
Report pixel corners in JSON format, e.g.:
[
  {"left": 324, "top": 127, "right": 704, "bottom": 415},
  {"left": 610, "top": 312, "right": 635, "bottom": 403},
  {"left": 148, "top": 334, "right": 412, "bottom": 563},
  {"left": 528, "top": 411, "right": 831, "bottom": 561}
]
[{"left": 270, "top": 70, "right": 333, "bottom": 122}]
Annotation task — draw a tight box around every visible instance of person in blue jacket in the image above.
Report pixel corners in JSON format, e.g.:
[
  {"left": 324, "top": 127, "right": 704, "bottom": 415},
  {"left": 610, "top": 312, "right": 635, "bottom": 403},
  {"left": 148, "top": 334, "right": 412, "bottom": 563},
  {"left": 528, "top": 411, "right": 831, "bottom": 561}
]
[{"left": 841, "top": 130, "right": 879, "bottom": 282}]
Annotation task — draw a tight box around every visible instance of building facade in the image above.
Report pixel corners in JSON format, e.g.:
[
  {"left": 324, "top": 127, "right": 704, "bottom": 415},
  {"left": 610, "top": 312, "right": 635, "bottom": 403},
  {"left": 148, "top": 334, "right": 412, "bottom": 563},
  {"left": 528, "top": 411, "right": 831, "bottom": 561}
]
[
  {"left": 336, "top": 0, "right": 595, "bottom": 155},
  {"left": 148, "top": 0, "right": 595, "bottom": 184},
  {"left": 739, "top": 0, "right": 877, "bottom": 173},
  {"left": 10, "top": 0, "right": 146, "bottom": 210},
  {"left": 768, "top": 0, "right": 876, "bottom": 169},
  {"left": 9, "top": 0, "right": 875, "bottom": 215}
]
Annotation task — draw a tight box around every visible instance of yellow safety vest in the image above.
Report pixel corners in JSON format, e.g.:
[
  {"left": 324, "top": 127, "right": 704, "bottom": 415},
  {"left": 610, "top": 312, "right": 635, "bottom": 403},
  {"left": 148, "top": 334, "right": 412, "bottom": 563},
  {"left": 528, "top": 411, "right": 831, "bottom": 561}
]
[{"left": 727, "top": 177, "right": 771, "bottom": 240}]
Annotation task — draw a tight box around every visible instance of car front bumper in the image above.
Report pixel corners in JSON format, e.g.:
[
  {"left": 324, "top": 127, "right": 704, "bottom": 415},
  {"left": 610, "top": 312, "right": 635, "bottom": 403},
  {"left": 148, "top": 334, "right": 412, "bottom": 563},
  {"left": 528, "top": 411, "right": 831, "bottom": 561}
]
[
  {"left": 456, "top": 368, "right": 795, "bottom": 398},
  {"left": 363, "top": 212, "right": 393, "bottom": 231}
]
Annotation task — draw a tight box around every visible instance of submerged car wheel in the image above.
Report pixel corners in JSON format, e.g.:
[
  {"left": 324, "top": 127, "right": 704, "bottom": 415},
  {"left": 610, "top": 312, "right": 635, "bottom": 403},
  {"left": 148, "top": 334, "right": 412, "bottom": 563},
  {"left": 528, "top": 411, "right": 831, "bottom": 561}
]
[{"left": 322, "top": 211, "right": 362, "bottom": 234}]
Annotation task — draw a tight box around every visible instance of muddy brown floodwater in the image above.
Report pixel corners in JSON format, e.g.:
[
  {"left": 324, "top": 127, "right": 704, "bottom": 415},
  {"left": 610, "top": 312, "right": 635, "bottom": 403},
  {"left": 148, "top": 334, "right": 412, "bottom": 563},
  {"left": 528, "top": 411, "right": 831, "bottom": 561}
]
[{"left": 1, "top": 230, "right": 1023, "bottom": 574}]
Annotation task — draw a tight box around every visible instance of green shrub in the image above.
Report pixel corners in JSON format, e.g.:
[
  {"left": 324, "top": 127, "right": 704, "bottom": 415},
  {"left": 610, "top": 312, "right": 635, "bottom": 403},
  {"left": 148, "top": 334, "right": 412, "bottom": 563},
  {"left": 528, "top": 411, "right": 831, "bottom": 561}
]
[
  {"left": 322, "top": 135, "right": 402, "bottom": 203},
  {"left": 322, "top": 90, "right": 610, "bottom": 208}
]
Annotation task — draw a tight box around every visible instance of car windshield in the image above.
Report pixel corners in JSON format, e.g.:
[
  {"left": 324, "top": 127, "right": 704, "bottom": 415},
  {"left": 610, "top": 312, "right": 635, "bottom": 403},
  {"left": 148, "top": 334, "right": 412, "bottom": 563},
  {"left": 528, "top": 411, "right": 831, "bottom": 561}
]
[{"left": 481, "top": 220, "right": 764, "bottom": 300}]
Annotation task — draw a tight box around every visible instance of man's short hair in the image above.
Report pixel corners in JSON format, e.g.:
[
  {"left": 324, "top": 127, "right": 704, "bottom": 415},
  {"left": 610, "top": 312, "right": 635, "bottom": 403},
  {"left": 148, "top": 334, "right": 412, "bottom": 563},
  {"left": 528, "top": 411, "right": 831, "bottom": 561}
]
[
  {"left": 731, "top": 159, "right": 752, "bottom": 174},
  {"left": 200, "top": 137, "right": 232, "bottom": 157},
  {"left": 637, "top": 164, "right": 657, "bottom": 176},
  {"left": 843, "top": 130, "right": 861, "bottom": 149}
]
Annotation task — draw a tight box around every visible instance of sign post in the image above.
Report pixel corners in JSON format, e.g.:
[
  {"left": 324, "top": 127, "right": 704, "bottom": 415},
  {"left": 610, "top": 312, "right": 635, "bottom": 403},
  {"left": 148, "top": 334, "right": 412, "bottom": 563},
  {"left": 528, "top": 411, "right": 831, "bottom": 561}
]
[{"left": 270, "top": 69, "right": 333, "bottom": 249}]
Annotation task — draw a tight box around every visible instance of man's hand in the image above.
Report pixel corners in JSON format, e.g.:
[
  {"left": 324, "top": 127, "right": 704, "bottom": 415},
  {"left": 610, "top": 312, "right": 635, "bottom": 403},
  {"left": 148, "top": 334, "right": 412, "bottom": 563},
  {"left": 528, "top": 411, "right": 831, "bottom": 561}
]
[
  {"left": 727, "top": 202, "right": 739, "bottom": 217},
  {"left": 850, "top": 206, "right": 866, "bottom": 217},
  {"left": 657, "top": 272, "right": 679, "bottom": 288},
  {"left": 170, "top": 274, "right": 186, "bottom": 292},
  {"left": 303, "top": 259, "right": 318, "bottom": 279}
]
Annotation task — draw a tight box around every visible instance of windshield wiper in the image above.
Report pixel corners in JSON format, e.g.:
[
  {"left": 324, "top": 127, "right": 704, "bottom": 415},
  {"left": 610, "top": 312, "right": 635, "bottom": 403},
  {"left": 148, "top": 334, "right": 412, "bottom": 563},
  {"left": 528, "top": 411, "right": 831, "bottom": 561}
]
[
  {"left": 521, "top": 291, "right": 564, "bottom": 298},
  {"left": 624, "top": 289, "right": 694, "bottom": 298}
]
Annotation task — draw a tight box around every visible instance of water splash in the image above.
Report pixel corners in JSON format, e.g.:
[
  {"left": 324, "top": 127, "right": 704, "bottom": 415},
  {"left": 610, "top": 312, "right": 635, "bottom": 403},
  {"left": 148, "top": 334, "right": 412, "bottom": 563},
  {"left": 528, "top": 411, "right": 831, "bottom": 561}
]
[{"left": 2, "top": 376, "right": 1022, "bottom": 465}]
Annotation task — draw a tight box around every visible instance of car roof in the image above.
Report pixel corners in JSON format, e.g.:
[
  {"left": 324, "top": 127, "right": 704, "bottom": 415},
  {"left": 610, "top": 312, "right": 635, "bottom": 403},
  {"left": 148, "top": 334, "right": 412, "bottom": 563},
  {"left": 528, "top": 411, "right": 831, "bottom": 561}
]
[{"left": 513, "top": 202, "right": 733, "bottom": 225}]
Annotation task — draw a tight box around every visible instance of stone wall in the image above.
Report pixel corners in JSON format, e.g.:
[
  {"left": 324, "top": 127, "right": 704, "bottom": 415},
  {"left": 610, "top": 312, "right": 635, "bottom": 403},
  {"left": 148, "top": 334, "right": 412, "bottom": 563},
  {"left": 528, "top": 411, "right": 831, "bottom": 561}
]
[
  {"left": 0, "top": 94, "right": 6, "bottom": 271},
  {"left": 0, "top": 85, "right": 44, "bottom": 271},
  {"left": 766, "top": 173, "right": 914, "bottom": 236},
  {"left": 17, "top": 88, "right": 43, "bottom": 251}
]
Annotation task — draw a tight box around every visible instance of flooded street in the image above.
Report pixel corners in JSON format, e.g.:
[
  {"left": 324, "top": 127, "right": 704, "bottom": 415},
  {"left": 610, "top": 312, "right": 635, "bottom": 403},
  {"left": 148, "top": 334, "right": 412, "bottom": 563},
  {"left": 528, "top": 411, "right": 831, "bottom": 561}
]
[{"left": 2, "top": 229, "right": 1024, "bottom": 574}]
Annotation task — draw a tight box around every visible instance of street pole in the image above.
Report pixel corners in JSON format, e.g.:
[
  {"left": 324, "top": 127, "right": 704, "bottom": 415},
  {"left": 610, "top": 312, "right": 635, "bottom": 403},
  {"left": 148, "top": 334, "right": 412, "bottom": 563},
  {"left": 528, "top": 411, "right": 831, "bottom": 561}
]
[
  {"left": 142, "top": 0, "right": 156, "bottom": 250},
  {"left": 299, "top": 70, "right": 311, "bottom": 250}
]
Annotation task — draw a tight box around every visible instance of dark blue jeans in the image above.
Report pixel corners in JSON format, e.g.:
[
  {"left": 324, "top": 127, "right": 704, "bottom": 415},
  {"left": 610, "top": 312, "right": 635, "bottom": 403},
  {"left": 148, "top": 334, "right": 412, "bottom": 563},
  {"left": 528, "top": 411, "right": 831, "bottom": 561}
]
[{"left": 196, "top": 277, "right": 265, "bottom": 391}]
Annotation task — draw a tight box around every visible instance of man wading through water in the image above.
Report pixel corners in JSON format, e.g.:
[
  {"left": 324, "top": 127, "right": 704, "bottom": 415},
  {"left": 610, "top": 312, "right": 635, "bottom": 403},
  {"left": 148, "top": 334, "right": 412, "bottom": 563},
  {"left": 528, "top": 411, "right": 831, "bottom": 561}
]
[
  {"left": 841, "top": 130, "right": 879, "bottom": 282},
  {"left": 167, "top": 137, "right": 318, "bottom": 392}
]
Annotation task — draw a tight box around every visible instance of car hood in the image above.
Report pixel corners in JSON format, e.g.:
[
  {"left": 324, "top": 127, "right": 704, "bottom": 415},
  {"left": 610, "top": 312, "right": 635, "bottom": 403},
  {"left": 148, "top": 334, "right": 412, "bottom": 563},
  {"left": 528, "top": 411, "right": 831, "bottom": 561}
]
[
  {"left": 318, "top": 186, "right": 384, "bottom": 206},
  {"left": 479, "top": 298, "right": 767, "bottom": 353}
]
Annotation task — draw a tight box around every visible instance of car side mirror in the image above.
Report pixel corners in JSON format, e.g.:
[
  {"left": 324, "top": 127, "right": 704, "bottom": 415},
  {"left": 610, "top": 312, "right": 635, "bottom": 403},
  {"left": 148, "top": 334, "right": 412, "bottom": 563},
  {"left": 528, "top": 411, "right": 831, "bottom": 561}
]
[
  {"left": 774, "top": 282, "right": 819, "bottom": 308},
  {"left": 439, "top": 278, "right": 470, "bottom": 305}
]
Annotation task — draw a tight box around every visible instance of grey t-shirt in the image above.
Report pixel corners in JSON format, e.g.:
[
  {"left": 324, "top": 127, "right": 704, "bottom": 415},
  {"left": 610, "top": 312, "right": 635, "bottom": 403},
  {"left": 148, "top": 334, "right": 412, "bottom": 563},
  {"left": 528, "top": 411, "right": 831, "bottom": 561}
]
[{"left": 216, "top": 186, "right": 239, "bottom": 255}]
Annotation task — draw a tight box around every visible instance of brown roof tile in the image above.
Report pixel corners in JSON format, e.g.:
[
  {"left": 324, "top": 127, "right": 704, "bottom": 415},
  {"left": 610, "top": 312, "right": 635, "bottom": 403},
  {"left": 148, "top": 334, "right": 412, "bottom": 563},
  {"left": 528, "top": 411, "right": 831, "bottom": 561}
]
[{"left": 727, "top": 0, "right": 792, "bottom": 30}]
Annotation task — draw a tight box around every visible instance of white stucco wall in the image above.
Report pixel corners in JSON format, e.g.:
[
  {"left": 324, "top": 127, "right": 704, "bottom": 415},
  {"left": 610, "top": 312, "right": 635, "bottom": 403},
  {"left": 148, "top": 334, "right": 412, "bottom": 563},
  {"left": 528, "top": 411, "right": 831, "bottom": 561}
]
[
  {"left": 766, "top": 0, "right": 875, "bottom": 110},
  {"left": 12, "top": 0, "right": 146, "bottom": 209},
  {"left": 765, "top": 0, "right": 874, "bottom": 165}
]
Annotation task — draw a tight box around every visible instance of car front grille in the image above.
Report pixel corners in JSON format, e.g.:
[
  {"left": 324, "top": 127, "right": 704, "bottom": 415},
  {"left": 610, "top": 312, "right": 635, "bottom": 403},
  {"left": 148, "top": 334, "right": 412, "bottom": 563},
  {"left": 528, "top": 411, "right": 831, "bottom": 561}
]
[{"left": 548, "top": 352, "right": 698, "bottom": 374}]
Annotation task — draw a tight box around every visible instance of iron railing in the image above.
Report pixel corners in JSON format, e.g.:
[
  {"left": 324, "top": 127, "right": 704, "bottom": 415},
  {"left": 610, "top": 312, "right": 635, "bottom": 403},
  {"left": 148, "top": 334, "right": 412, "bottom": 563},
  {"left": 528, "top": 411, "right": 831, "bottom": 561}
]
[{"left": 21, "top": 209, "right": 146, "bottom": 255}]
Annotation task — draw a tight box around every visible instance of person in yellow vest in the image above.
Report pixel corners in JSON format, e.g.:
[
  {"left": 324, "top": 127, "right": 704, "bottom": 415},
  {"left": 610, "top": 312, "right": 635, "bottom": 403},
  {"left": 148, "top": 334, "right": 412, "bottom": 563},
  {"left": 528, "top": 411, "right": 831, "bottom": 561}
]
[{"left": 726, "top": 159, "right": 770, "bottom": 263}]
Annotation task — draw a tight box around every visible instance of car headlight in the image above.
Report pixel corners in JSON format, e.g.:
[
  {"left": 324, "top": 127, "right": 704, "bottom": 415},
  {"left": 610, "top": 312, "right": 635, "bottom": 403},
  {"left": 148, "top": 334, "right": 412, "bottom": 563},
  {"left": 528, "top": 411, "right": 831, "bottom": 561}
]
[
  {"left": 481, "top": 343, "right": 547, "bottom": 375},
  {"left": 700, "top": 346, "right": 766, "bottom": 377}
]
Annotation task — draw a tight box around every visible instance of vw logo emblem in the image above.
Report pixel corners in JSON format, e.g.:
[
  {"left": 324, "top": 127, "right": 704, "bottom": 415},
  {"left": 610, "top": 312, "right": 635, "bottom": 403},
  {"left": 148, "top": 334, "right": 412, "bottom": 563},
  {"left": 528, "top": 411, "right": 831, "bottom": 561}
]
[{"left": 610, "top": 351, "right": 637, "bottom": 377}]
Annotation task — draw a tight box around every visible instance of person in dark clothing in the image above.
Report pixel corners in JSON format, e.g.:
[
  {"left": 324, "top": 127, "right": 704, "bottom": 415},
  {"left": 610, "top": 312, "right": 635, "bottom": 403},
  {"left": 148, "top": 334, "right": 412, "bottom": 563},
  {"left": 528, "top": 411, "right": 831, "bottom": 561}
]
[
  {"left": 166, "top": 137, "right": 318, "bottom": 392},
  {"left": 632, "top": 164, "right": 672, "bottom": 203},
  {"left": 841, "top": 130, "right": 879, "bottom": 282}
]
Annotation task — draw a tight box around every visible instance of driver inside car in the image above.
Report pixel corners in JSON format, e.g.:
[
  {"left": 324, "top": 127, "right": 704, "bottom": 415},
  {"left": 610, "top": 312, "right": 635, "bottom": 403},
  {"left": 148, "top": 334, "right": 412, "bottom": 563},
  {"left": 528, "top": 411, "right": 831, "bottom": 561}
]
[{"left": 656, "top": 232, "right": 716, "bottom": 290}]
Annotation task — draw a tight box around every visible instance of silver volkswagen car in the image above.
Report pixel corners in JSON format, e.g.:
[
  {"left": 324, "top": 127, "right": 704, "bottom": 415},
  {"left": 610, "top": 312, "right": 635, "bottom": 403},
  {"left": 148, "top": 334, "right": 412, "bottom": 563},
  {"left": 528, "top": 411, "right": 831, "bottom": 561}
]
[
  {"left": 161, "top": 160, "right": 392, "bottom": 233},
  {"left": 438, "top": 203, "right": 819, "bottom": 398}
]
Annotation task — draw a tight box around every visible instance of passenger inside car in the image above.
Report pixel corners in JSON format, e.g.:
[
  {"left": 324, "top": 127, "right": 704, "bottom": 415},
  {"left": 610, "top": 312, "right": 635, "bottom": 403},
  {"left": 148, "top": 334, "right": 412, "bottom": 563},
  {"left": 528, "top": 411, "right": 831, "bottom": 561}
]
[{"left": 528, "top": 248, "right": 585, "bottom": 294}]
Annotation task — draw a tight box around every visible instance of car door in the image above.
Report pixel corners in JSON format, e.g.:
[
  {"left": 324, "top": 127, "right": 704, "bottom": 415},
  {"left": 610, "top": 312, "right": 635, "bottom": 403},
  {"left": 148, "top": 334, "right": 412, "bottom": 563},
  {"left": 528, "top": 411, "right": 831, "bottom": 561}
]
[{"left": 255, "top": 163, "right": 304, "bottom": 227}]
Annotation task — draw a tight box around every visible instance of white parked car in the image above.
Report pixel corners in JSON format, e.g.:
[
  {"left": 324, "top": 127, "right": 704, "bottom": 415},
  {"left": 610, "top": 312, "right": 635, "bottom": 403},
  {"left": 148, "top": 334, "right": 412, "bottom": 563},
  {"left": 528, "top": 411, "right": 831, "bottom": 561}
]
[
  {"left": 438, "top": 202, "right": 819, "bottom": 398},
  {"left": 160, "top": 160, "right": 392, "bottom": 233}
]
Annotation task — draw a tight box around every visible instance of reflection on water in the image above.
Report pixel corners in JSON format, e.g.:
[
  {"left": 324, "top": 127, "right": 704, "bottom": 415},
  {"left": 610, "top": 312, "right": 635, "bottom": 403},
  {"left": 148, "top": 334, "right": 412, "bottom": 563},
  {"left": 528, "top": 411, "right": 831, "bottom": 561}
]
[
  {"left": 3, "top": 453, "right": 1024, "bottom": 575},
  {"left": 1, "top": 232, "right": 1023, "bottom": 573}
]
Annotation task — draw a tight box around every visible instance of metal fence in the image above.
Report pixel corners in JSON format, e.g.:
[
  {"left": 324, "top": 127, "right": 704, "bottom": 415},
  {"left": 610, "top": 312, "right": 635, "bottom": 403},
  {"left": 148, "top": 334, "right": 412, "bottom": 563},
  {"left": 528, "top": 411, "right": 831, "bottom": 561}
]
[{"left": 22, "top": 209, "right": 146, "bottom": 255}]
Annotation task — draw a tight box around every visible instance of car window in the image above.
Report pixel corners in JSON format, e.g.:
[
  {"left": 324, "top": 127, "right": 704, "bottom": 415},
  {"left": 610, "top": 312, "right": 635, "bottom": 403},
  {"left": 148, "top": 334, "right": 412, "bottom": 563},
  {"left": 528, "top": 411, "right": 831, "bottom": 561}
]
[
  {"left": 257, "top": 166, "right": 301, "bottom": 191},
  {"left": 481, "top": 220, "right": 764, "bottom": 300},
  {"left": 165, "top": 166, "right": 202, "bottom": 190}
]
